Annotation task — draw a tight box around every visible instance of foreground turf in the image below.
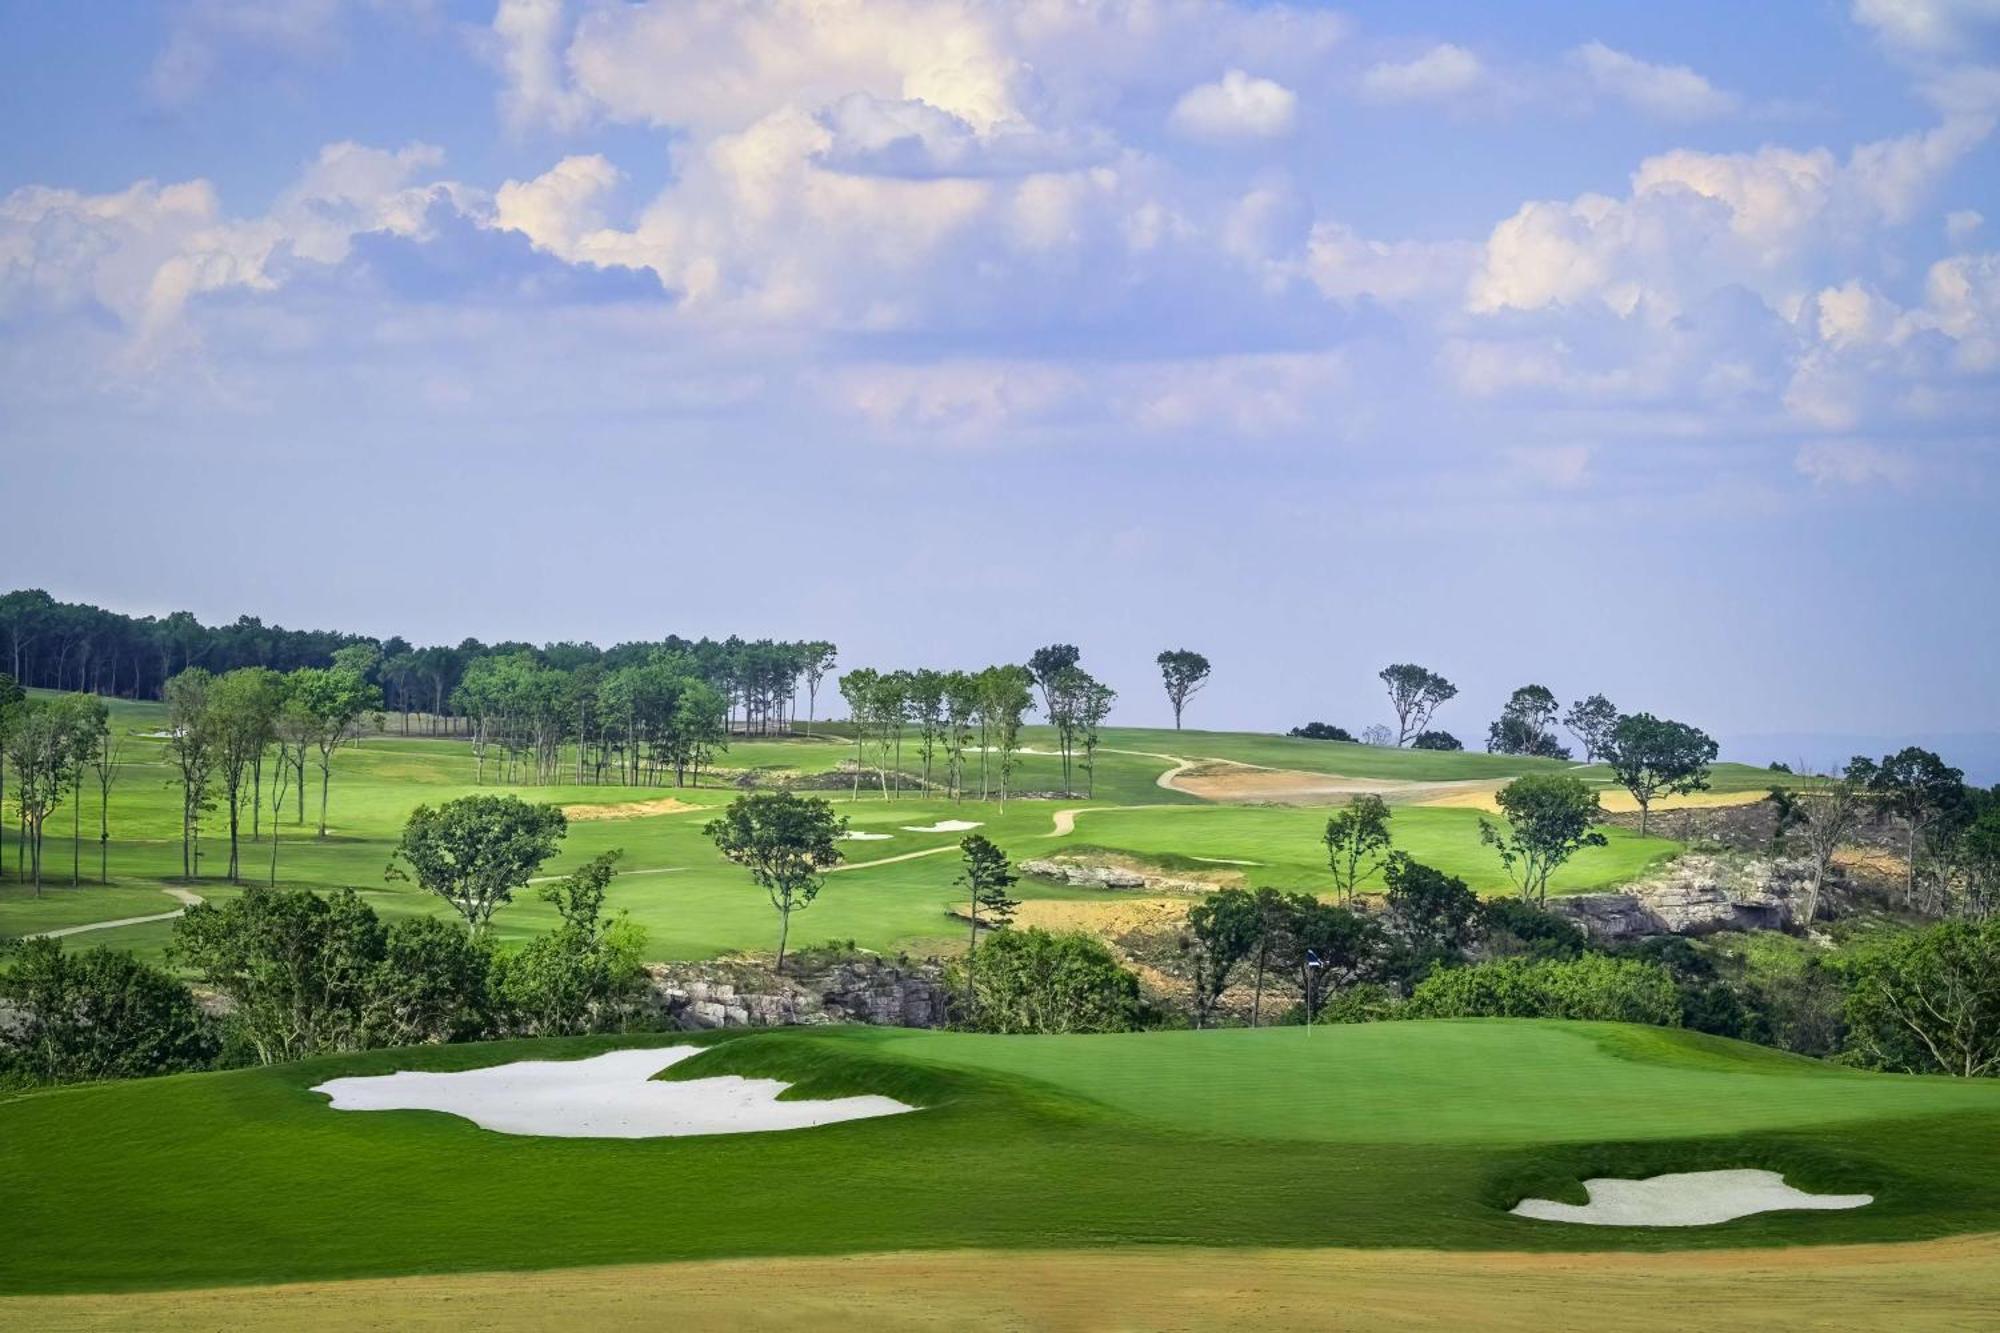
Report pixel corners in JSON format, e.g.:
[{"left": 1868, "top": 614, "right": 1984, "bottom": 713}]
[
  {"left": 11, "top": 1239, "right": 2000, "bottom": 1331},
  {"left": 4, "top": 1021, "right": 1998, "bottom": 1295}
]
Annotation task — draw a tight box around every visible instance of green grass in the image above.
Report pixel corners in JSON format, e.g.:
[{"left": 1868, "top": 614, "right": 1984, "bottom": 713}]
[
  {"left": 4, "top": 1021, "right": 1998, "bottom": 1295},
  {"left": 3, "top": 698, "right": 1700, "bottom": 962},
  {"left": 1058, "top": 803, "right": 1676, "bottom": 895}
]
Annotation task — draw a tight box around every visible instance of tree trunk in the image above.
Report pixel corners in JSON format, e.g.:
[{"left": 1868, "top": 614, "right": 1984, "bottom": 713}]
[{"left": 775, "top": 899, "right": 792, "bottom": 977}]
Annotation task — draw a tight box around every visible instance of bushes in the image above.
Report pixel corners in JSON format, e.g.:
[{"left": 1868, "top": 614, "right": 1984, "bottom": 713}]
[
  {"left": 1406, "top": 954, "right": 1681, "bottom": 1025},
  {"left": 1287, "top": 722, "right": 1354, "bottom": 742},
  {"left": 0, "top": 938, "right": 217, "bottom": 1086},
  {"left": 1843, "top": 918, "right": 2000, "bottom": 1077},
  {"left": 1410, "top": 730, "right": 1462, "bottom": 751},
  {"left": 172, "top": 877, "right": 651, "bottom": 1065},
  {"left": 950, "top": 928, "right": 1141, "bottom": 1033}
]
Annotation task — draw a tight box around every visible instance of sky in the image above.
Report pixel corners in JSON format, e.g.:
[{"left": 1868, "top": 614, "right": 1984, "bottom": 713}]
[{"left": 2, "top": 0, "right": 1997, "bottom": 766}]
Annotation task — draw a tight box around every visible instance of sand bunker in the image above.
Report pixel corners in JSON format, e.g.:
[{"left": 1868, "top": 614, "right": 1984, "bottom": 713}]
[
  {"left": 313, "top": 1048, "right": 914, "bottom": 1139},
  {"left": 901, "top": 820, "right": 983, "bottom": 833},
  {"left": 1511, "top": 1169, "right": 1871, "bottom": 1227},
  {"left": 561, "top": 798, "right": 700, "bottom": 821},
  {"left": 840, "top": 831, "right": 894, "bottom": 841}
]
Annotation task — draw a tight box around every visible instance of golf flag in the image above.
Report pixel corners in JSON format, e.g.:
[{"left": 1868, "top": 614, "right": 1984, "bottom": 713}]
[{"left": 1306, "top": 949, "right": 1325, "bottom": 969}]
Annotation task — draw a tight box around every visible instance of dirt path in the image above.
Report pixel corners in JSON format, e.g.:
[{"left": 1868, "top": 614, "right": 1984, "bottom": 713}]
[
  {"left": 13, "top": 1236, "right": 1997, "bottom": 1330},
  {"left": 28, "top": 887, "right": 205, "bottom": 940},
  {"left": 827, "top": 846, "right": 961, "bottom": 874}
]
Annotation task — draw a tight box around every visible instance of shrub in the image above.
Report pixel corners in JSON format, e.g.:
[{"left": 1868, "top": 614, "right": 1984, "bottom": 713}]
[
  {"left": 1476, "top": 897, "right": 1587, "bottom": 961},
  {"left": 1406, "top": 954, "right": 1681, "bottom": 1026},
  {"left": 1288, "top": 722, "right": 1355, "bottom": 742},
  {"left": 495, "top": 853, "right": 649, "bottom": 1037},
  {"left": 1843, "top": 918, "right": 2000, "bottom": 1077},
  {"left": 949, "top": 928, "right": 1140, "bottom": 1033},
  {"left": 367, "top": 917, "right": 495, "bottom": 1047},
  {"left": 0, "top": 938, "right": 217, "bottom": 1085},
  {"left": 1411, "top": 730, "right": 1462, "bottom": 751}
]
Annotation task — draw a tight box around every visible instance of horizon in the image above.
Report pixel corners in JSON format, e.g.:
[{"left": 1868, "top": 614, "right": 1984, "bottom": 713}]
[{"left": 4, "top": 0, "right": 1997, "bottom": 759}]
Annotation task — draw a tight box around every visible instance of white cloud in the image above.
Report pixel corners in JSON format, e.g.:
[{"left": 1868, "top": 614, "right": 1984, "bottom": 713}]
[
  {"left": 1359, "top": 44, "right": 1486, "bottom": 103},
  {"left": 1168, "top": 70, "right": 1297, "bottom": 140},
  {"left": 1470, "top": 118, "right": 1991, "bottom": 318},
  {"left": 1947, "top": 207, "right": 1985, "bottom": 242},
  {"left": 1852, "top": 0, "right": 2000, "bottom": 56},
  {"left": 1794, "top": 439, "right": 1917, "bottom": 487},
  {"left": 149, "top": 0, "right": 345, "bottom": 105},
  {"left": 1570, "top": 42, "right": 1741, "bottom": 121}
]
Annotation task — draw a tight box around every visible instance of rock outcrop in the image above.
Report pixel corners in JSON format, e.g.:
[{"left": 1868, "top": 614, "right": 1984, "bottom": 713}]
[
  {"left": 1552, "top": 855, "right": 1815, "bottom": 942},
  {"left": 1019, "top": 858, "right": 1212, "bottom": 894},
  {"left": 644, "top": 955, "right": 949, "bottom": 1030}
]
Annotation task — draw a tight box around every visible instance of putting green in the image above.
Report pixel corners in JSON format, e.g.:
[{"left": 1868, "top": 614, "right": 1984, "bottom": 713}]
[{"left": 4, "top": 1021, "right": 1997, "bottom": 1295}]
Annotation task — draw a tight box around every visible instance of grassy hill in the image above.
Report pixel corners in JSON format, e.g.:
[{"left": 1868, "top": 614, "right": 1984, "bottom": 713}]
[
  {"left": 3, "top": 1021, "right": 1998, "bottom": 1295},
  {"left": 3, "top": 696, "right": 1779, "bottom": 964}
]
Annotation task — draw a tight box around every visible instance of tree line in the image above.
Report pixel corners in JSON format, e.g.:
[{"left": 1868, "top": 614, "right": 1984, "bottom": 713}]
[{"left": 0, "top": 588, "right": 835, "bottom": 742}]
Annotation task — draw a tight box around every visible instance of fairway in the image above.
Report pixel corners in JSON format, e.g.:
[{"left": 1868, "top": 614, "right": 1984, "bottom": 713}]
[
  {"left": 5, "top": 1021, "right": 1999, "bottom": 1297},
  {"left": 0, "top": 696, "right": 1763, "bottom": 966}
]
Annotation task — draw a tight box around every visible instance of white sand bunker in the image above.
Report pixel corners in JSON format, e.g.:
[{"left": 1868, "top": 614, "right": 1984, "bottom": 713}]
[
  {"left": 313, "top": 1047, "right": 914, "bottom": 1139},
  {"left": 840, "top": 831, "right": 894, "bottom": 841},
  {"left": 901, "top": 820, "right": 983, "bottom": 833},
  {"left": 1511, "top": 1169, "right": 1871, "bottom": 1227}
]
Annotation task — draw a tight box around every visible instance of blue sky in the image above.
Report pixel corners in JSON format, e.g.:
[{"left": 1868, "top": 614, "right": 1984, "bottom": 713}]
[{"left": 2, "top": 1, "right": 1997, "bottom": 766}]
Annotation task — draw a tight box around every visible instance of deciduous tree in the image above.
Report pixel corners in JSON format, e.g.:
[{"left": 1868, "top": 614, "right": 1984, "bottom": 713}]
[
  {"left": 1479, "top": 775, "right": 1608, "bottom": 906},
  {"left": 957, "top": 834, "right": 1019, "bottom": 1016},
  {"left": 1379, "top": 663, "right": 1456, "bottom": 747},
  {"left": 704, "top": 791, "right": 845, "bottom": 974},
  {"left": 388, "top": 795, "right": 568, "bottom": 936},
  {"left": 1600, "top": 712, "right": 1718, "bottom": 835},
  {"left": 1323, "top": 794, "right": 1393, "bottom": 904},
  {"left": 1156, "top": 649, "right": 1211, "bottom": 730},
  {"left": 1487, "top": 685, "right": 1568, "bottom": 758},
  {"left": 1563, "top": 693, "right": 1619, "bottom": 763}
]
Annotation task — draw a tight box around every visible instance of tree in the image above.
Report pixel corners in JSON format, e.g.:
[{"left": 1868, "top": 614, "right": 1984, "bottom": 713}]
[
  {"left": 163, "top": 669, "right": 219, "bottom": 880},
  {"left": 1288, "top": 722, "right": 1354, "bottom": 742},
  {"left": 1487, "top": 685, "right": 1569, "bottom": 758},
  {"left": 1411, "top": 730, "right": 1462, "bottom": 751},
  {"left": 496, "top": 851, "right": 648, "bottom": 1036},
  {"left": 1075, "top": 673, "right": 1116, "bottom": 798},
  {"left": 941, "top": 671, "right": 979, "bottom": 801},
  {"left": 265, "top": 723, "right": 294, "bottom": 886},
  {"left": 800, "top": 642, "right": 837, "bottom": 737},
  {"left": 950, "top": 928, "right": 1139, "bottom": 1033},
  {"left": 1271, "top": 895, "right": 1382, "bottom": 1019},
  {"left": 1384, "top": 854, "right": 1479, "bottom": 963},
  {"left": 1864, "top": 747, "right": 1968, "bottom": 909},
  {"left": 6, "top": 695, "right": 101, "bottom": 894},
  {"left": 837, "top": 667, "right": 880, "bottom": 802},
  {"left": 1843, "top": 918, "right": 2000, "bottom": 1077},
  {"left": 1027, "top": 643, "right": 1080, "bottom": 723},
  {"left": 1323, "top": 794, "right": 1393, "bottom": 904},
  {"left": 170, "top": 887, "right": 385, "bottom": 1064},
  {"left": 1791, "top": 766, "right": 1870, "bottom": 925},
  {"left": 1379, "top": 663, "right": 1457, "bottom": 747},
  {"left": 1563, "top": 694, "right": 1619, "bottom": 763},
  {"left": 1479, "top": 775, "right": 1608, "bottom": 906},
  {"left": 1600, "top": 712, "right": 1717, "bottom": 836},
  {"left": 388, "top": 795, "right": 569, "bottom": 936},
  {"left": 365, "top": 917, "right": 497, "bottom": 1047},
  {"left": 89, "top": 720, "right": 125, "bottom": 884},
  {"left": 0, "top": 672, "right": 22, "bottom": 881},
  {"left": 59, "top": 693, "right": 107, "bottom": 888},
  {"left": 957, "top": 834, "right": 1019, "bottom": 1017},
  {"left": 210, "top": 668, "right": 282, "bottom": 882},
  {"left": 1242, "top": 887, "right": 1292, "bottom": 1026},
  {"left": 0, "top": 938, "right": 217, "bottom": 1084},
  {"left": 291, "top": 664, "right": 382, "bottom": 838},
  {"left": 1183, "top": 888, "right": 1261, "bottom": 1027},
  {"left": 978, "top": 664, "right": 1036, "bottom": 806},
  {"left": 704, "top": 791, "right": 846, "bottom": 975},
  {"left": 1156, "top": 649, "right": 1211, "bottom": 730},
  {"left": 906, "top": 668, "right": 947, "bottom": 792}
]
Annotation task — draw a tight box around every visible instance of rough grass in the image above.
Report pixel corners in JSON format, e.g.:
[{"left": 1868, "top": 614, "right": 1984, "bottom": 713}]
[
  {"left": 4, "top": 1022, "right": 1999, "bottom": 1295},
  {"left": 10, "top": 1238, "right": 2000, "bottom": 1331}
]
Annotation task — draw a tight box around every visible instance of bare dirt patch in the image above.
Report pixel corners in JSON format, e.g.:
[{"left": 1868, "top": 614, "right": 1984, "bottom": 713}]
[
  {"left": 561, "top": 798, "right": 701, "bottom": 821},
  {"left": 18, "top": 1238, "right": 1998, "bottom": 1331},
  {"left": 1170, "top": 765, "right": 1410, "bottom": 803}
]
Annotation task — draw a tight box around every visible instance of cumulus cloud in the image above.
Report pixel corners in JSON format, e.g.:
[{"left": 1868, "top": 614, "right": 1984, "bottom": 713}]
[
  {"left": 1168, "top": 70, "right": 1297, "bottom": 140},
  {"left": 1851, "top": 0, "right": 2000, "bottom": 56},
  {"left": 1359, "top": 44, "right": 1486, "bottom": 103},
  {"left": 1570, "top": 42, "right": 1742, "bottom": 120}
]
